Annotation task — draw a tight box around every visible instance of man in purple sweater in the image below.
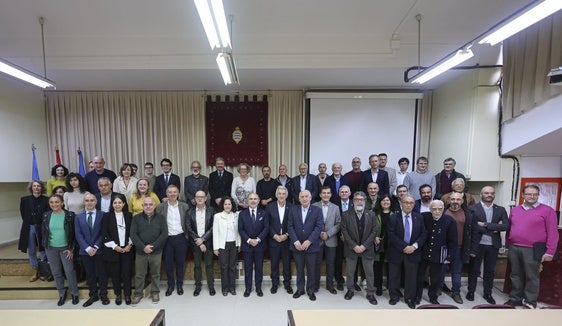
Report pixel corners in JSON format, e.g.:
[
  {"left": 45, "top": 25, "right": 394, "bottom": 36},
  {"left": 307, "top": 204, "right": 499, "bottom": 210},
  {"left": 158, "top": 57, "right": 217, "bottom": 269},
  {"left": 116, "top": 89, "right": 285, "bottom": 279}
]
[{"left": 505, "top": 184, "right": 559, "bottom": 309}]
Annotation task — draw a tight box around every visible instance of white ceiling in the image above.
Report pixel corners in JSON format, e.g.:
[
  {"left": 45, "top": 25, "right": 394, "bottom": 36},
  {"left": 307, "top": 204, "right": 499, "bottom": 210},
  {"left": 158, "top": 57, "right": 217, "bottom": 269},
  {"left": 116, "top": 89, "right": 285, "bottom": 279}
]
[{"left": 0, "top": 0, "right": 533, "bottom": 91}]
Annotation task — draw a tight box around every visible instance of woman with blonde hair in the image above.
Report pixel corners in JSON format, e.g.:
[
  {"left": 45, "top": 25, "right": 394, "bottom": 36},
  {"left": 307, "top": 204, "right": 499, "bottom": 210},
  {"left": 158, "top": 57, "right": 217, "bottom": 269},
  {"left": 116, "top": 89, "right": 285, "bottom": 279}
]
[{"left": 128, "top": 178, "right": 160, "bottom": 216}]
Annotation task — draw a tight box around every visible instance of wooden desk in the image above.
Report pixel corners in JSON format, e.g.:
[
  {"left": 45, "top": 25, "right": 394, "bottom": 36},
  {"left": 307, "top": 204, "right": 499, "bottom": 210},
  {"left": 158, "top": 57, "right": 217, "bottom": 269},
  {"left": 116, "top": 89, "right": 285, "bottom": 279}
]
[
  {"left": 0, "top": 309, "right": 165, "bottom": 326},
  {"left": 288, "top": 309, "right": 562, "bottom": 326}
]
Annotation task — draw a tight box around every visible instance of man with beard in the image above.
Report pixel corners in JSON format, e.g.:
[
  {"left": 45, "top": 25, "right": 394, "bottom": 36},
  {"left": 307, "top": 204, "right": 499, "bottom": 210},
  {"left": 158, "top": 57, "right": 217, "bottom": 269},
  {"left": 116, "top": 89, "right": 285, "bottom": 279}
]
[
  {"left": 257, "top": 165, "right": 279, "bottom": 209},
  {"left": 344, "top": 157, "right": 363, "bottom": 194},
  {"left": 466, "top": 186, "right": 509, "bottom": 304},
  {"left": 184, "top": 160, "right": 209, "bottom": 210},
  {"left": 341, "top": 191, "right": 378, "bottom": 305},
  {"left": 413, "top": 184, "right": 433, "bottom": 214},
  {"left": 442, "top": 192, "right": 473, "bottom": 304}
]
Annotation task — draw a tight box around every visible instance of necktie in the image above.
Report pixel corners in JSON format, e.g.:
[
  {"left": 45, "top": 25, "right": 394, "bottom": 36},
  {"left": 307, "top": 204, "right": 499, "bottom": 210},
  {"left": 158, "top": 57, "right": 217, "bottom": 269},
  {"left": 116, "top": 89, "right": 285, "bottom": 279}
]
[
  {"left": 87, "top": 212, "right": 93, "bottom": 233},
  {"left": 335, "top": 179, "right": 340, "bottom": 193},
  {"left": 251, "top": 209, "right": 256, "bottom": 222},
  {"left": 343, "top": 202, "right": 348, "bottom": 212},
  {"left": 218, "top": 171, "right": 223, "bottom": 178},
  {"left": 322, "top": 204, "right": 328, "bottom": 222},
  {"left": 165, "top": 174, "right": 169, "bottom": 185},
  {"left": 404, "top": 215, "right": 411, "bottom": 243}
]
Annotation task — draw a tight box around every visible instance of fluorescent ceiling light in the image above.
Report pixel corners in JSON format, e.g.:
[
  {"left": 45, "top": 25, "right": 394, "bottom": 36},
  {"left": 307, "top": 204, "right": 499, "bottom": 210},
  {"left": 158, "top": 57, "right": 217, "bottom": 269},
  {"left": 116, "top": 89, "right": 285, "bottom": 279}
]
[
  {"left": 479, "top": 0, "right": 562, "bottom": 46},
  {"left": 216, "top": 52, "right": 239, "bottom": 85},
  {"left": 411, "top": 48, "right": 474, "bottom": 84},
  {"left": 0, "top": 58, "right": 55, "bottom": 89},
  {"left": 194, "top": 0, "right": 231, "bottom": 50}
]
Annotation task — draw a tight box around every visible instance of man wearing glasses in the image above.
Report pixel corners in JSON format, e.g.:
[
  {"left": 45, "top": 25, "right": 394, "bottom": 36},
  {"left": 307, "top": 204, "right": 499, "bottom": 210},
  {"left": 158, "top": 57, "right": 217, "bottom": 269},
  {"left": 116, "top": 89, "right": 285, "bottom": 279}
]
[{"left": 504, "top": 184, "right": 559, "bottom": 309}]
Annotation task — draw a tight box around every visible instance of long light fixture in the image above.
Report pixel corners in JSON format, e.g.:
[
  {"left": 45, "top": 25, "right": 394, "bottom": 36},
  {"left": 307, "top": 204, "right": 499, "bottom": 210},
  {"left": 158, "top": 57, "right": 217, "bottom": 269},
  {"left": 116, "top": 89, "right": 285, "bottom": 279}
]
[
  {"left": 479, "top": 0, "right": 562, "bottom": 46},
  {"left": 0, "top": 57, "right": 55, "bottom": 89},
  {"left": 411, "top": 47, "right": 474, "bottom": 84},
  {"left": 216, "top": 52, "right": 239, "bottom": 85},
  {"left": 194, "top": 0, "right": 231, "bottom": 50}
]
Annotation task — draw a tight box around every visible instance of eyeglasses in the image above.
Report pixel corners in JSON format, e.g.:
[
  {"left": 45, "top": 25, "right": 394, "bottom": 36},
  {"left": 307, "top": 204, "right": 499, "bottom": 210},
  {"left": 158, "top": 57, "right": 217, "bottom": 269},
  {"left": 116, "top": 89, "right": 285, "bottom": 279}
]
[{"left": 523, "top": 193, "right": 539, "bottom": 197}]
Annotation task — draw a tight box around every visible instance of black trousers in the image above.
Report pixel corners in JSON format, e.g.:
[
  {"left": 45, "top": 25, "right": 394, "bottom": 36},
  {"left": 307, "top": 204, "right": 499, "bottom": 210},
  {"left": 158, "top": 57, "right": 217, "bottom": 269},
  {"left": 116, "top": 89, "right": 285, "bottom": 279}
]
[
  {"left": 293, "top": 250, "right": 317, "bottom": 294},
  {"left": 219, "top": 241, "right": 237, "bottom": 292},
  {"left": 334, "top": 238, "right": 345, "bottom": 285},
  {"left": 82, "top": 253, "right": 108, "bottom": 298},
  {"left": 163, "top": 234, "right": 188, "bottom": 288},
  {"left": 417, "top": 260, "right": 444, "bottom": 301},
  {"left": 468, "top": 244, "right": 499, "bottom": 296},
  {"left": 270, "top": 241, "right": 291, "bottom": 288},
  {"left": 242, "top": 250, "right": 265, "bottom": 290},
  {"left": 105, "top": 252, "right": 133, "bottom": 297},
  {"left": 388, "top": 255, "right": 419, "bottom": 301}
]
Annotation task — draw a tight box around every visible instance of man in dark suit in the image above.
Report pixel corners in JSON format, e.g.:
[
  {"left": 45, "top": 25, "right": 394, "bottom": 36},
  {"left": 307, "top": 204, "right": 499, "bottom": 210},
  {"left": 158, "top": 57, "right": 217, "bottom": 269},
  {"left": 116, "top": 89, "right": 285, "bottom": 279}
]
[
  {"left": 313, "top": 186, "right": 341, "bottom": 294},
  {"left": 184, "top": 160, "right": 209, "bottom": 209},
  {"left": 291, "top": 162, "right": 319, "bottom": 204},
  {"left": 238, "top": 193, "right": 269, "bottom": 297},
  {"left": 153, "top": 158, "right": 181, "bottom": 202},
  {"left": 186, "top": 190, "right": 216, "bottom": 296},
  {"left": 360, "top": 154, "right": 390, "bottom": 197},
  {"left": 341, "top": 191, "right": 378, "bottom": 305},
  {"left": 334, "top": 185, "right": 353, "bottom": 290},
  {"left": 288, "top": 190, "right": 324, "bottom": 301},
  {"left": 155, "top": 185, "right": 190, "bottom": 297},
  {"left": 466, "top": 186, "right": 509, "bottom": 304},
  {"left": 416, "top": 200, "right": 457, "bottom": 304},
  {"left": 266, "top": 185, "right": 293, "bottom": 294},
  {"left": 95, "top": 177, "right": 125, "bottom": 212},
  {"left": 208, "top": 156, "right": 234, "bottom": 209},
  {"left": 324, "top": 162, "right": 350, "bottom": 204},
  {"left": 387, "top": 194, "right": 427, "bottom": 309},
  {"left": 75, "top": 194, "right": 109, "bottom": 307}
]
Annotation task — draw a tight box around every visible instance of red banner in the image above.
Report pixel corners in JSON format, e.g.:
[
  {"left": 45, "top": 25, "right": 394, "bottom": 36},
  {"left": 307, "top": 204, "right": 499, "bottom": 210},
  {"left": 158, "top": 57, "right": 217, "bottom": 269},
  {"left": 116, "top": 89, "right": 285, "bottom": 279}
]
[{"left": 206, "top": 95, "right": 268, "bottom": 166}]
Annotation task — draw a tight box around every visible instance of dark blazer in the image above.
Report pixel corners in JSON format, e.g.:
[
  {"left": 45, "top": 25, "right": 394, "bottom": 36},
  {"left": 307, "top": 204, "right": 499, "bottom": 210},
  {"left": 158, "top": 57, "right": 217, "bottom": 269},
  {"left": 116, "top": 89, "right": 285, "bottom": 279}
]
[
  {"left": 422, "top": 213, "right": 457, "bottom": 263},
  {"left": 185, "top": 206, "right": 216, "bottom": 248},
  {"left": 341, "top": 209, "right": 378, "bottom": 260},
  {"left": 290, "top": 174, "right": 319, "bottom": 203},
  {"left": 287, "top": 204, "right": 324, "bottom": 253},
  {"left": 469, "top": 203, "right": 509, "bottom": 251},
  {"left": 452, "top": 207, "right": 475, "bottom": 262},
  {"left": 155, "top": 200, "right": 189, "bottom": 238},
  {"left": 324, "top": 174, "right": 351, "bottom": 204},
  {"left": 41, "top": 210, "right": 76, "bottom": 251},
  {"left": 209, "top": 170, "right": 234, "bottom": 206},
  {"left": 75, "top": 209, "right": 105, "bottom": 255},
  {"left": 266, "top": 201, "right": 292, "bottom": 247},
  {"left": 183, "top": 175, "right": 210, "bottom": 207},
  {"left": 434, "top": 170, "right": 466, "bottom": 199},
  {"left": 153, "top": 173, "right": 182, "bottom": 201},
  {"left": 360, "top": 169, "right": 390, "bottom": 197},
  {"left": 101, "top": 210, "right": 133, "bottom": 262},
  {"left": 18, "top": 195, "right": 50, "bottom": 252},
  {"left": 238, "top": 207, "right": 269, "bottom": 252},
  {"left": 95, "top": 191, "right": 126, "bottom": 212},
  {"left": 386, "top": 211, "right": 427, "bottom": 264}
]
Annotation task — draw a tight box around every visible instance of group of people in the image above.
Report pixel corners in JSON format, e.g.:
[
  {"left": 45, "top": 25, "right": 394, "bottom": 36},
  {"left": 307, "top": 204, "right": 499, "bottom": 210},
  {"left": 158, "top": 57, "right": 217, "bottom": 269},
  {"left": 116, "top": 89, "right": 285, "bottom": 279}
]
[{"left": 18, "top": 154, "right": 558, "bottom": 309}]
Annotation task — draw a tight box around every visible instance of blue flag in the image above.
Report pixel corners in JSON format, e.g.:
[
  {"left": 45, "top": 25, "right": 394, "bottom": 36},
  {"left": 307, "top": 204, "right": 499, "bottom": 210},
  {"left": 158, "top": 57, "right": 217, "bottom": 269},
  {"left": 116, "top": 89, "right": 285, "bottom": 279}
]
[
  {"left": 77, "top": 149, "right": 86, "bottom": 177},
  {"left": 32, "top": 145, "right": 40, "bottom": 180}
]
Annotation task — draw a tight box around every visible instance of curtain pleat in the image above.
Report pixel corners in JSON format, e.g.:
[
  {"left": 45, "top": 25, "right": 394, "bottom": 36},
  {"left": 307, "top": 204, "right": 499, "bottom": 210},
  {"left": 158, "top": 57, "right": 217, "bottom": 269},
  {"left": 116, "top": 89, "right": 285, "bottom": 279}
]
[
  {"left": 502, "top": 11, "right": 562, "bottom": 121},
  {"left": 45, "top": 90, "right": 304, "bottom": 181}
]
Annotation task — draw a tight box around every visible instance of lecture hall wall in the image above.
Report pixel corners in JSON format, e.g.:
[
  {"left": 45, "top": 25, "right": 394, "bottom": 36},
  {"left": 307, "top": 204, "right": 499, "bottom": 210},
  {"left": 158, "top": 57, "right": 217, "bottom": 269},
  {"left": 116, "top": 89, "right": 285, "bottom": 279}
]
[{"left": 0, "top": 68, "right": 560, "bottom": 245}]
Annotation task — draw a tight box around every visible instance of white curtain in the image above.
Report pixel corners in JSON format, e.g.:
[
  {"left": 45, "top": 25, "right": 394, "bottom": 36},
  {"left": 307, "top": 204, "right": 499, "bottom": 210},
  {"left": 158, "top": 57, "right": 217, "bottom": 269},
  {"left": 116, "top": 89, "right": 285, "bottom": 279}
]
[
  {"left": 502, "top": 11, "right": 562, "bottom": 121},
  {"left": 45, "top": 90, "right": 304, "bottom": 180}
]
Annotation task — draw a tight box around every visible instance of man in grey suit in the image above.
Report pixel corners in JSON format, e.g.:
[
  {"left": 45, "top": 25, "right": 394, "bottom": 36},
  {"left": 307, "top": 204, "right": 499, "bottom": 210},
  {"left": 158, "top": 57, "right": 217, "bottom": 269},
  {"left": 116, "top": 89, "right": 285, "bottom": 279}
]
[
  {"left": 155, "top": 185, "right": 190, "bottom": 296},
  {"left": 341, "top": 191, "right": 378, "bottom": 305},
  {"left": 184, "top": 160, "right": 209, "bottom": 209},
  {"left": 313, "top": 186, "right": 341, "bottom": 294},
  {"left": 466, "top": 186, "right": 509, "bottom": 304},
  {"left": 186, "top": 190, "right": 216, "bottom": 296}
]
